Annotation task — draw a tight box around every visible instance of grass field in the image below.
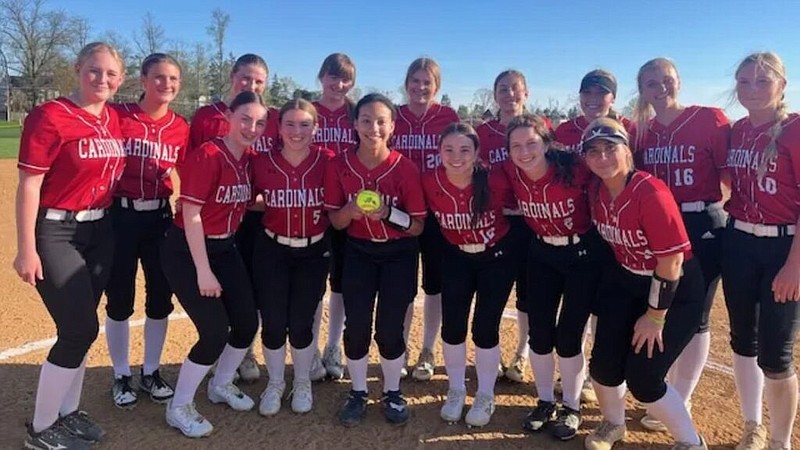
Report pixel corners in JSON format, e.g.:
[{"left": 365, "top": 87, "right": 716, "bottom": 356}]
[{"left": 0, "top": 124, "right": 20, "bottom": 159}]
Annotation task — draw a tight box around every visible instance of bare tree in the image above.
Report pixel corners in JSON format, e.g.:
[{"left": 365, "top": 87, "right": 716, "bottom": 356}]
[
  {"left": 472, "top": 87, "right": 494, "bottom": 114},
  {"left": 206, "top": 8, "right": 230, "bottom": 97},
  {"left": 133, "top": 12, "right": 165, "bottom": 58},
  {"left": 346, "top": 86, "right": 362, "bottom": 103},
  {"left": 0, "top": 0, "right": 79, "bottom": 108}
]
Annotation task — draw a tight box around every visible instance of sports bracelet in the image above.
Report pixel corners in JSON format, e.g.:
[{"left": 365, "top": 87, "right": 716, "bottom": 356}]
[
  {"left": 645, "top": 314, "right": 666, "bottom": 327},
  {"left": 648, "top": 273, "right": 680, "bottom": 310},
  {"left": 384, "top": 206, "right": 412, "bottom": 231}
]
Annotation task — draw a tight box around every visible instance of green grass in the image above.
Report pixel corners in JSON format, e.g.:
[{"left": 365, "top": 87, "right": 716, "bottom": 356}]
[{"left": 0, "top": 125, "right": 20, "bottom": 159}]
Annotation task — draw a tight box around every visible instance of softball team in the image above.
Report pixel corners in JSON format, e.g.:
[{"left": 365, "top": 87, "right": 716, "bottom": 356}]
[{"left": 12, "top": 46, "right": 799, "bottom": 450}]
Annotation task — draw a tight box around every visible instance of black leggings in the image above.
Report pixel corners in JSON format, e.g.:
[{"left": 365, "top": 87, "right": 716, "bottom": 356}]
[
  {"left": 683, "top": 210, "right": 723, "bottom": 333},
  {"left": 440, "top": 234, "right": 516, "bottom": 349},
  {"left": 328, "top": 228, "right": 347, "bottom": 293},
  {"left": 508, "top": 216, "right": 532, "bottom": 312},
  {"left": 36, "top": 213, "right": 114, "bottom": 368},
  {"left": 418, "top": 214, "right": 444, "bottom": 295},
  {"left": 160, "top": 226, "right": 258, "bottom": 366},
  {"left": 589, "top": 258, "right": 705, "bottom": 403},
  {"left": 342, "top": 237, "right": 418, "bottom": 361},
  {"left": 253, "top": 231, "right": 330, "bottom": 350},
  {"left": 105, "top": 201, "right": 173, "bottom": 321}
]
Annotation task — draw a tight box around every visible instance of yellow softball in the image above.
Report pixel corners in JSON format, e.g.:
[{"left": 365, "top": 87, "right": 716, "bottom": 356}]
[{"left": 356, "top": 190, "right": 382, "bottom": 213}]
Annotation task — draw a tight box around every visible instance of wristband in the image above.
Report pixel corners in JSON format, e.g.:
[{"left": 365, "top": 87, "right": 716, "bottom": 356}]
[
  {"left": 645, "top": 313, "right": 666, "bottom": 327},
  {"left": 648, "top": 273, "right": 679, "bottom": 310},
  {"left": 385, "top": 206, "right": 411, "bottom": 231}
]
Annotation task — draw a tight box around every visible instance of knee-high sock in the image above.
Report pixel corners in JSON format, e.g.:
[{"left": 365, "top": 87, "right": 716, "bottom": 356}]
[
  {"left": 592, "top": 380, "right": 626, "bottom": 426},
  {"left": 764, "top": 374, "right": 798, "bottom": 449},
  {"left": 211, "top": 344, "right": 247, "bottom": 387},
  {"left": 671, "top": 331, "right": 710, "bottom": 403},
  {"left": 733, "top": 354, "right": 764, "bottom": 423},
  {"left": 105, "top": 318, "right": 130, "bottom": 378},
  {"left": 381, "top": 353, "right": 405, "bottom": 393},
  {"left": 515, "top": 311, "right": 529, "bottom": 356},
  {"left": 559, "top": 353, "right": 586, "bottom": 410},
  {"left": 348, "top": 355, "right": 369, "bottom": 392},
  {"left": 442, "top": 342, "right": 466, "bottom": 391},
  {"left": 143, "top": 317, "right": 168, "bottom": 376},
  {"left": 291, "top": 344, "right": 314, "bottom": 383},
  {"left": 529, "top": 350, "right": 556, "bottom": 402},
  {"left": 326, "top": 292, "right": 345, "bottom": 348},
  {"left": 475, "top": 346, "right": 500, "bottom": 396},
  {"left": 643, "top": 384, "right": 700, "bottom": 444},
  {"left": 59, "top": 358, "right": 86, "bottom": 416},
  {"left": 33, "top": 362, "right": 78, "bottom": 432},
  {"left": 422, "top": 294, "right": 442, "bottom": 351},
  {"left": 264, "top": 344, "right": 286, "bottom": 383},
  {"left": 170, "top": 358, "right": 211, "bottom": 408}
]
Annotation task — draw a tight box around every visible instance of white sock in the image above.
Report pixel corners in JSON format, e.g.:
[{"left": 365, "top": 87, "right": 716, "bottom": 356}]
[
  {"left": 326, "top": 292, "right": 345, "bottom": 348},
  {"left": 59, "top": 358, "right": 86, "bottom": 416},
  {"left": 348, "top": 355, "right": 369, "bottom": 392},
  {"left": 593, "top": 380, "right": 627, "bottom": 426},
  {"left": 422, "top": 294, "right": 442, "bottom": 351},
  {"left": 443, "top": 342, "right": 467, "bottom": 391},
  {"left": 559, "top": 354, "right": 586, "bottom": 410},
  {"left": 733, "top": 354, "right": 764, "bottom": 423},
  {"left": 380, "top": 353, "right": 405, "bottom": 392},
  {"left": 105, "top": 317, "right": 130, "bottom": 378},
  {"left": 312, "top": 302, "right": 323, "bottom": 350},
  {"left": 143, "top": 317, "right": 168, "bottom": 376},
  {"left": 291, "top": 345, "right": 315, "bottom": 383},
  {"left": 515, "top": 311, "right": 529, "bottom": 356},
  {"left": 475, "top": 345, "right": 501, "bottom": 396},
  {"left": 264, "top": 344, "right": 286, "bottom": 383},
  {"left": 211, "top": 344, "right": 247, "bottom": 387},
  {"left": 32, "top": 362, "right": 78, "bottom": 432},
  {"left": 672, "top": 331, "right": 710, "bottom": 403},
  {"left": 764, "top": 374, "right": 798, "bottom": 448},
  {"left": 644, "top": 384, "right": 700, "bottom": 444},
  {"left": 529, "top": 349, "right": 556, "bottom": 402},
  {"left": 171, "top": 358, "right": 211, "bottom": 408},
  {"left": 403, "top": 303, "right": 414, "bottom": 346}
]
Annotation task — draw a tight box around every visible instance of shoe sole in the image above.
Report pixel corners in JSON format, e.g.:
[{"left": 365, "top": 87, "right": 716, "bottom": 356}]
[
  {"left": 412, "top": 372, "right": 433, "bottom": 382},
  {"left": 208, "top": 395, "right": 254, "bottom": 412},
  {"left": 166, "top": 416, "right": 213, "bottom": 438},
  {"left": 113, "top": 400, "right": 138, "bottom": 410}
]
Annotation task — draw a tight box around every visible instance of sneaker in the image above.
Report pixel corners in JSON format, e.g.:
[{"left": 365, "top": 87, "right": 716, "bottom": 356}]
[
  {"left": 735, "top": 421, "right": 767, "bottom": 450},
  {"left": 673, "top": 434, "right": 708, "bottom": 450},
  {"left": 237, "top": 348, "right": 260, "bottom": 383},
  {"left": 412, "top": 348, "right": 435, "bottom": 381},
  {"left": 259, "top": 381, "right": 286, "bottom": 416},
  {"left": 111, "top": 375, "right": 138, "bottom": 409},
  {"left": 504, "top": 353, "right": 528, "bottom": 383},
  {"left": 440, "top": 388, "right": 467, "bottom": 423},
  {"left": 139, "top": 369, "right": 174, "bottom": 403},
  {"left": 465, "top": 392, "right": 495, "bottom": 428},
  {"left": 322, "top": 345, "right": 345, "bottom": 380},
  {"left": 165, "top": 400, "right": 213, "bottom": 438},
  {"left": 24, "top": 422, "right": 91, "bottom": 450},
  {"left": 555, "top": 378, "right": 563, "bottom": 395},
  {"left": 581, "top": 377, "right": 598, "bottom": 403},
  {"left": 522, "top": 400, "right": 557, "bottom": 432},
  {"left": 207, "top": 381, "right": 255, "bottom": 411},
  {"left": 338, "top": 390, "right": 368, "bottom": 427},
  {"left": 400, "top": 354, "right": 409, "bottom": 379},
  {"left": 382, "top": 390, "right": 410, "bottom": 426},
  {"left": 58, "top": 410, "right": 105, "bottom": 443},
  {"left": 584, "top": 420, "right": 626, "bottom": 450},
  {"left": 497, "top": 362, "right": 506, "bottom": 379},
  {"left": 310, "top": 350, "right": 327, "bottom": 382},
  {"left": 290, "top": 380, "right": 313, "bottom": 414},
  {"left": 551, "top": 406, "right": 582, "bottom": 441},
  {"left": 767, "top": 439, "right": 789, "bottom": 450}
]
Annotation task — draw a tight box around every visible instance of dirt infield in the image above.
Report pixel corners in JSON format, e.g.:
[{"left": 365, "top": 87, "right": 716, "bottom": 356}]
[{"left": 0, "top": 158, "right": 797, "bottom": 449}]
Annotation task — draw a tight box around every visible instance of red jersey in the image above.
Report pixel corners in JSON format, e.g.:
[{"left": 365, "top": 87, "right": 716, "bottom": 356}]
[
  {"left": 392, "top": 104, "right": 459, "bottom": 173},
  {"left": 188, "top": 101, "right": 279, "bottom": 154},
  {"left": 502, "top": 159, "right": 593, "bottom": 237},
  {"left": 590, "top": 171, "right": 691, "bottom": 273},
  {"left": 18, "top": 98, "right": 125, "bottom": 211},
  {"left": 636, "top": 106, "right": 730, "bottom": 204},
  {"left": 554, "top": 115, "right": 636, "bottom": 154},
  {"left": 726, "top": 114, "right": 800, "bottom": 225},
  {"left": 112, "top": 103, "right": 189, "bottom": 199},
  {"left": 324, "top": 150, "right": 427, "bottom": 241},
  {"left": 422, "top": 166, "right": 513, "bottom": 247},
  {"left": 477, "top": 116, "right": 555, "bottom": 167},
  {"left": 175, "top": 138, "right": 253, "bottom": 236},
  {"left": 253, "top": 147, "right": 335, "bottom": 238},
  {"left": 312, "top": 101, "right": 356, "bottom": 154}
]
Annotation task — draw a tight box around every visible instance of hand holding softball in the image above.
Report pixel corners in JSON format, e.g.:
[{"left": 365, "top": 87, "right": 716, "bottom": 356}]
[{"left": 356, "top": 190, "right": 382, "bottom": 214}]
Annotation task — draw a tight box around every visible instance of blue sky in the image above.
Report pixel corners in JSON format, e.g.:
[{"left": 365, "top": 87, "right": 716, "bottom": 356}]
[{"left": 66, "top": 0, "right": 799, "bottom": 118}]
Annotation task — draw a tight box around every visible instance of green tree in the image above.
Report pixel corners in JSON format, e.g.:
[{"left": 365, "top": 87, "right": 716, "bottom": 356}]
[{"left": 441, "top": 93, "right": 452, "bottom": 107}]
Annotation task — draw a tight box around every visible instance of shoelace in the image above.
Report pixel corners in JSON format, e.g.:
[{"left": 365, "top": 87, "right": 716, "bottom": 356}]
[
  {"left": 292, "top": 382, "right": 312, "bottom": 400},
  {"left": 219, "top": 383, "right": 244, "bottom": 399},
  {"left": 176, "top": 403, "right": 204, "bottom": 424},
  {"left": 261, "top": 383, "right": 285, "bottom": 400},
  {"left": 473, "top": 395, "right": 493, "bottom": 414},
  {"left": 595, "top": 421, "right": 619, "bottom": 438}
]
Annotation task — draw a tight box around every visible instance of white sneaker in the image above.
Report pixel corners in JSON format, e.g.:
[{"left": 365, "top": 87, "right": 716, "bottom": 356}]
[
  {"left": 259, "top": 380, "right": 286, "bottom": 416},
  {"left": 322, "top": 345, "right": 345, "bottom": 380},
  {"left": 207, "top": 382, "right": 255, "bottom": 411},
  {"left": 504, "top": 353, "right": 528, "bottom": 383},
  {"left": 412, "top": 348, "right": 435, "bottom": 381},
  {"left": 440, "top": 388, "right": 466, "bottom": 423},
  {"left": 585, "top": 420, "right": 626, "bottom": 450},
  {"left": 400, "top": 353, "right": 409, "bottom": 379},
  {"left": 465, "top": 392, "right": 495, "bottom": 428},
  {"left": 165, "top": 401, "right": 213, "bottom": 438},
  {"left": 290, "top": 380, "right": 313, "bottom": 414},
  {"left": 310, "top": 350, "right": 327, "bottom": 382},
  {"left": 237, "top": 349, "right": 260, "bottom": 383}
]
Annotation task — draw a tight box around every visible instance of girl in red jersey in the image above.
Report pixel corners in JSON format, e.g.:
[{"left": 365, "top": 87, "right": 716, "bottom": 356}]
[
  {"left": 312, "top": 53, "right": 357, "bottom": 381},
  {"left": 104, "top": 53, "right": 189, "bottom": 411},
  {"left": 14, "top": 42, "right": 126, "bottom": 450},
  {"left": 581, "top": 118, "right": 707, "bottom": 450},
  {"left": 393, "top": 57, "right": 459, "bottom": 382},
  {"left": 253, "top": 99, "right": 334, "bottom": 416},
  {"left": 160, "top": 91, "right": 266, "bottom": 438},
  {"left": 631, "top": 58, "right": 731, "bottom": 433},
  {"left": 722, "top": 52, "right": 799, "bottom": 450},
  {"left": 189, "top": 53, "right": 279, "bottom": 383},
  {"left": 504, "top": 115, "right": 609, "bottom": 441},
  {"left": 424, "top": 123, "right": 517, "bottom": 428},
  {"left": 325, "top": 93, "right": 426, "bottom": 427}
]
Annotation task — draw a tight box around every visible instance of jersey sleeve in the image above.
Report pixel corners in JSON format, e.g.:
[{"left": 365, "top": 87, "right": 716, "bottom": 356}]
[
  {"left": 18, "top": 106, "right": 62, "bottom": 174},
  {"left": 178, "top": 143, "right": 221, "bottom": 205},
  {"left": 708, "top": 108, "right": 731, "bottom": 169},
  {"left": 781, "top": 117, "right": 800, "bottom": 188},
  {"left": 400, "top": 161, "right": 427, "bottom": 218},
  {"left": 640, "top": 187, "right": 691, "bottom": 257},
  {"left": 323, "top": 157, "right": 346, "bottom": 210}
]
